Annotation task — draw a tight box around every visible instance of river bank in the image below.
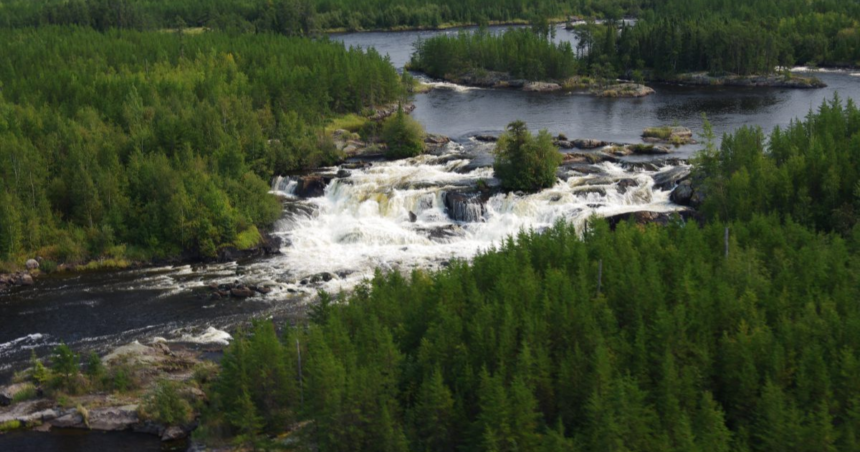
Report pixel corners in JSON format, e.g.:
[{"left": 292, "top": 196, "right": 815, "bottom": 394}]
[
  {"left": 644, "top": 71, "right": 826, "bottom": 89},
  {"left": 0, "top": 339, "right": 226, "bottom": 449},
  {"left": 414, "top": 69, "right": 655, "bottom": 97}
]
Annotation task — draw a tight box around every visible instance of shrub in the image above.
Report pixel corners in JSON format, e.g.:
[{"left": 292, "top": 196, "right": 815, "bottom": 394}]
[
  {"left": 382, "top": 106, "right": 425, "bottom": 159},
  {"left": 493, "top": 120, "right": 562, "bottom": 192},
  {"left": 141, "top": 380, "right": 193, "bottom": 425},
  {"left": 0, "top": 420, "right": 22, "bottom": 432},
  {"left": 12, "top": 384, "right": 37, "bottom": 403},
  {"left": 50, "top": 344, "right": 80, "bottom": 392}
]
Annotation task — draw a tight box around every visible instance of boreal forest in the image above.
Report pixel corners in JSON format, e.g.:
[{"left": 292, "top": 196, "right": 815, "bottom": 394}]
[{"left": 1, "top": 0, "right": 860, "bottom": 451}]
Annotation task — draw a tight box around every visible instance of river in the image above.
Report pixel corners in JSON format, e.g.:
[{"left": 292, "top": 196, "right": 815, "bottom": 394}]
[{"left": 2, "top": 23, "right": 860, "bottom": 408}]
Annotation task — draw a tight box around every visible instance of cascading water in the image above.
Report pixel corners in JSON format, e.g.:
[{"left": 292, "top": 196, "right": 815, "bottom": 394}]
[
  {"left": 0, "top": 140, "right": 688, "bottom": 384},
  {"left": 253, "top": 142, "right": 687, "bottom": 293},
  {"left": 270, "top": 175, "right": 298, "bottom": 196}
]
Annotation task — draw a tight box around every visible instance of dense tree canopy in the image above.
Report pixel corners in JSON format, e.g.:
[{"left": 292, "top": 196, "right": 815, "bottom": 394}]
[
  {"left": 410, "top": 28, "right": 578, "bottom": 81},
  {"left": 493, "top": 121, "right": 563, "bottom": 192},
  {"left": 696, "top": 97, "right": 860, "bottom": 235},
  {"left": 0, "top": 0, "right": 639, "bottom": 32},
  {"left": 204, "top": 100, "right": 860, "bottom": 452},
  {"left": 0, "top": 27, "right": 403, "bottom": 264}
]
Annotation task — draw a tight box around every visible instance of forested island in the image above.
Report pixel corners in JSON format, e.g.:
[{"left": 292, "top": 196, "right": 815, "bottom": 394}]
[{"left": 2, "top": 0, "right": 860, "bottom": 451}]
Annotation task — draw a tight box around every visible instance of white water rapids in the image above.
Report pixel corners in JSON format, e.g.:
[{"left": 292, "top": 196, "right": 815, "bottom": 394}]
[{"left": 260, "top": 141, "right": 686, "bottom": 294}]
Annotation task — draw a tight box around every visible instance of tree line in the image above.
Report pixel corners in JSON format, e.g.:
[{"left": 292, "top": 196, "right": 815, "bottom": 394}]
[
  {"left": 203, "top": 102, "right": 860, "bottom": 451},
  {"left": 0, "top": 0, "right": 637, "bottom": 33},
  {"left": 581, "top": 0, "right": 860, "bottom": 78},
  {"left": 0, "top": 27, "right": 404, "bottom": 265},
  {"left": 409, "top": 28, "right": 579, "bottom": 82}
]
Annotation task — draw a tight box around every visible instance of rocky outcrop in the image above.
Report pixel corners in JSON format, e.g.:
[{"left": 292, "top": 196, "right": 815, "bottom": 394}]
[
  {"left": 666, "top": 72, "right": 826, "bottom": 89},
  {"left": 424, "top": 134, "right": 451, "bottom": 153},
  {"left": 596, "top": 83, "right": 655, "bottom": 98},
  {"left": 444, "top": 191, "right": 486, "bottom": 223},
  {"left": 605, "top": 210, "right": 698, "bottom": 229},
  {"left": 369, "top": 103, "right": 416, "bottom": 121},
  {"left": 670, "top": 179, "right": 706, "bottom": 208},
  {"left": 87, "top": 405, "right": 140, "bottom": 431},
  {"left": 652, "top": 166, "right": 692, "bottom": 190},
  {"left": 572, "top": 139, "right": 608, "bottom": 149},
  {"left": 295, "top": 175, "right": 331, "bottom": 198},
  {"left": 523, "top": 81, "right": 562, "bottom": 92},
  {"left": 642, "top": 126, "right": 696, "bottom": 145},
  {"left": 0, "top": 383, "right": 35, "bottom": 407},
  {"left": 216, "top": 231, "right": 283, "bottom": 263}
]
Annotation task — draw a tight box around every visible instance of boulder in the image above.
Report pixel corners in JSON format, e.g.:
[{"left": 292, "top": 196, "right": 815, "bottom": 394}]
[
  {"left": 0, "top": 383, "right": 33, "bottom": 406},
  {"left": 0, "top": 399, "right": 54, "bottom": 423},
  {"left": 310, "top": 272, "right": 335, "bottom": 283},
  {"left": 17, "top": 273, "right": 34, "bottom": 286},
  {"left": 161, "top": 425, "right": 188, "bottom": 441},
  {"left": 474, "top": 135, "right": 498, "bottom": 143},
  {"left": 670, "top": 179, "right": 706, "bottom": 208},
  {"left": 253, "top": 285, "right": 273, "bottom": 295},
  {"left": 444, "top": 191, "right": 486, "bottom": 223},
  {"left": 408, "top": 211, "right": 418, "bottom": 223},
  {"left": 630, "top": 144, "right": 672, "bottom": 155},
  {"left": 51, "top": 412, "right": 86, "bottom": 429},
  {"left": 88, "top": 405, "right": 140, "bottom": 431},
  {"left": 231, "top": 287, "right": 254, "bottom": 298},
  {"left": 425, "top": 134, "right": 450, "bottom": 145},
  {"left": 523, "top": 81, "right": 562, "bottom": 92},
  {"left": 295, "top": 175, "right": 330, "bottom": 198},
  {"left": 616, "top": 179, "right": 639, "bottom": 194},
  {"left": 25, "top": 259, "right": 39, "bottom": 271},
  {"left": 572, "top": 139, "right": 608, "bottom": 149},
  {"left": 652, "top": 166, "right": 692, "bottom": 190}
]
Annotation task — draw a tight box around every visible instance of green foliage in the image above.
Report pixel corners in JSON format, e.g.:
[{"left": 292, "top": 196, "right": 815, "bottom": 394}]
[
  {"left": 0, "top": 420, "right": 22, "bottom": 432},
  {"left": 0, "top": 27, "right": 402, "bottom": 264},
  {"left": 141, "top": 380, "right": 193, "bottom": 425},
  {"left": 207, "top": 211, "right": 860, "bottom": 450},
  {"left": 50, "top": 343, "right": 80, "bottom": 391},
  {"left": 11, "top": 384, "right": 37, "bottom": 403},
  {"left": 0, "top": 0, "right": 640, "bottom": 33},
  {"left": 493, "top": 120, "right": 562, "bottom": 192},
  {"left": 382, "top": 106, "right": 425, "bottom": 159},
  {"left": 411, "top": 28, "right": 578, "bottom": 81},
  {"left": 30, "top": 351, "right": 52, "bottom": 385},
  {"left": 696, "top": 97, "right": 860, "bottom": 234},
  {"left": 213, "top": 321, "right": 299, "bottom": 438}
]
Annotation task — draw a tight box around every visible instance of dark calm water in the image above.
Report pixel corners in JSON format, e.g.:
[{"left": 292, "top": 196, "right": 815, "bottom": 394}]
[
  {"left": 0, "top": 429, "right": 162, "bottom": 451},
  {"left": 335, "top": 25, "right": 860, "bottom": 160}
]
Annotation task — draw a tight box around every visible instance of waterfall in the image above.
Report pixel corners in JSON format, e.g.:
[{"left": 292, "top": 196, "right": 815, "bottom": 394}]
[
  {"left": 270, "top": 175, "right": 297, "bottom": 196},
  {"left": 259, "top": 145, "right": 688, "bottom": 292}
]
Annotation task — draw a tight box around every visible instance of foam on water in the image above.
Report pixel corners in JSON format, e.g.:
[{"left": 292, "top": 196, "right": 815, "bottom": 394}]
[{"left": 259, "top": 146, "right": 685, "bottom": 290}]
